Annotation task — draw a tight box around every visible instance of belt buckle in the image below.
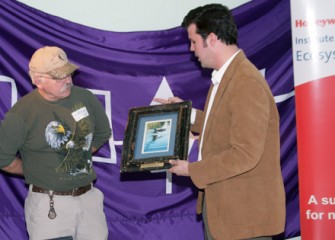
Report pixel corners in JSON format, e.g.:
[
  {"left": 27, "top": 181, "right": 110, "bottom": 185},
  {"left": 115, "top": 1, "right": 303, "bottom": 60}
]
[{"left": 72, "top": 188, "right": 77, "bottom": 196}]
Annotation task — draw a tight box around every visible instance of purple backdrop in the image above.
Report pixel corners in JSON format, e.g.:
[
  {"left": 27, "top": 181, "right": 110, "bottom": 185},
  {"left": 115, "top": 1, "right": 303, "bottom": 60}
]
[{"left": 0, "top": 0, "right": 299, "bottom": 239}]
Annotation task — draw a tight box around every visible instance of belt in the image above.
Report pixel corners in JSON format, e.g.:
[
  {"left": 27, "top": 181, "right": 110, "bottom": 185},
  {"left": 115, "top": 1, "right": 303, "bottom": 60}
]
[{"left": 32, "top": 184, "right": 92, "bottom": 197}]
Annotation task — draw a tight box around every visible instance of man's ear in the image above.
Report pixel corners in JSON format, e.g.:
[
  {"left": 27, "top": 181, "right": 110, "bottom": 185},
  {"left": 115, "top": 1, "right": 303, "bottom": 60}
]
[
  {"left": 33, "top": 77, "right": 43, "bottom": 89},
  {"left": 208, "top": 32, "right": 219, "bottom": 46}
]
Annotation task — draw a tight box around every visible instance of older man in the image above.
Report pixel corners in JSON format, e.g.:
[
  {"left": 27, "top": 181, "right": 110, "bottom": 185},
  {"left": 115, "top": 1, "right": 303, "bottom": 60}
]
[{"left": 0, "top": 46, "right": 111, "bottom": 240}]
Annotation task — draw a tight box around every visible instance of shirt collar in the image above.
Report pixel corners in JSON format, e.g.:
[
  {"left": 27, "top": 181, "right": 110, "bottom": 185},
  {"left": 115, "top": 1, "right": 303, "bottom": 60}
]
[{"left": 211, "top": 50, "right": 241, "bottom": 86}]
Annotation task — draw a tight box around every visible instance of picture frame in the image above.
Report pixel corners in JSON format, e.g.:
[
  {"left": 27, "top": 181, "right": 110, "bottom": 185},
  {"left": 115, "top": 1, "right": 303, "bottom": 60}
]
[{"left": 121, "top": 101, "right": 192, "bottom": 172}]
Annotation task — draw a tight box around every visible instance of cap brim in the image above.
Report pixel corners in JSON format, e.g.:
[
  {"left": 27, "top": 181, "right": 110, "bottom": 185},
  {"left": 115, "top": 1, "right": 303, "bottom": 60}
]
[{"left": 48, "top": 62, "right": 79, "bottom": 79}]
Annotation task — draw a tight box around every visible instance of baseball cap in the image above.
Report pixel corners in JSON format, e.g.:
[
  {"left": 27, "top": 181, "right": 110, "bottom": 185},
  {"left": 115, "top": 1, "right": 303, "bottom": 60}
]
[{"left": 29, "top": 46, "right": 79, "bottom": 79}]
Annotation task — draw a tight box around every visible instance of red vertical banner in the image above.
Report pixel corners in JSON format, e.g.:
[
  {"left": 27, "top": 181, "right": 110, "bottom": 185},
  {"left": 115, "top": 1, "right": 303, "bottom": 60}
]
[{"left": 291, "top": 1, "right": 335, "bottom": 239}]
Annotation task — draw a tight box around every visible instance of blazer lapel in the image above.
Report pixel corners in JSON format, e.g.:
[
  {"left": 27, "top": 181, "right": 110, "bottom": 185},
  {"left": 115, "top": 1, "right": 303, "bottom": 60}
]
[{"left": 202, "top": 51, "right": 247, "bottom": 143}]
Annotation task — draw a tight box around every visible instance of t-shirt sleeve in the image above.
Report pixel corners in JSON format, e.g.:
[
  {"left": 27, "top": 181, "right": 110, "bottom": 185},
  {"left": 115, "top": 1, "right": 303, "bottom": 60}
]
[
  {"left": 0, "top": 112, "right": 26, "bottom": 168},
  {"left": 89, "top": 94, "right": 112, "bottom": 150}
]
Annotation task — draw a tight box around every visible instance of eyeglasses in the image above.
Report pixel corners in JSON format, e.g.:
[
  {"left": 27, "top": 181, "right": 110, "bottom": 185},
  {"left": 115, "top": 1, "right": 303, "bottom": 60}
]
[{"left": 46, "top": 73, "right": 73, "bottom": 82}]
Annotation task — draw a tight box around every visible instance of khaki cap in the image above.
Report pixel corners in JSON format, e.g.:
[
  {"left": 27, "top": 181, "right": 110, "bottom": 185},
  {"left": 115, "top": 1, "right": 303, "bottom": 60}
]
[{"left": 29, "top": 46, "right": 79, "bottom": 79}]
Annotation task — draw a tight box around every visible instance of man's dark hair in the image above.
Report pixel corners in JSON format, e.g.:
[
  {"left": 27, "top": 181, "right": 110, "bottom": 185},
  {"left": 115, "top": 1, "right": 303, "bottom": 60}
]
[{"left": 181, "top": 4, "right": 238, "bottom": 45}]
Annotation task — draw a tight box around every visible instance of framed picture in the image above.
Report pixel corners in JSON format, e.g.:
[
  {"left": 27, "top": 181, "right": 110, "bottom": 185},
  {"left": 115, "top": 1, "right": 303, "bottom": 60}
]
[{"left": 121, "top": 101, "right": 192, "bottom": 172}]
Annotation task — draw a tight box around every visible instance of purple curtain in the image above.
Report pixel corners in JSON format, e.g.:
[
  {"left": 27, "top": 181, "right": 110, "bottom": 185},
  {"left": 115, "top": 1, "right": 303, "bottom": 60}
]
[{"left": 0, "top": 0, "right": 298, "bottom": 239}]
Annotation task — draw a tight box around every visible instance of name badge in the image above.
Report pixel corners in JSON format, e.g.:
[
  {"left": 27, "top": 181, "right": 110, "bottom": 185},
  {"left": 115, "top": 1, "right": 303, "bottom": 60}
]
[{"left": 72, "top": 107, "right": 89, "bottom": 122}]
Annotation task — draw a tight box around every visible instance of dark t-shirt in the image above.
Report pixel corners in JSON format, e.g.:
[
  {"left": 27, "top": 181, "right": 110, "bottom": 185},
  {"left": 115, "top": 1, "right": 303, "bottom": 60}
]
[{"left": 0, "top": 86, "right": 111, "bottom": 191}]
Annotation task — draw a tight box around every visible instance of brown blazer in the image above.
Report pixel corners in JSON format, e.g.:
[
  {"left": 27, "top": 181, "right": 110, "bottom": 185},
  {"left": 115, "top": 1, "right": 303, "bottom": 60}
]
[{"left": 189, "top": 51, "right": 286, "bottom": 240}]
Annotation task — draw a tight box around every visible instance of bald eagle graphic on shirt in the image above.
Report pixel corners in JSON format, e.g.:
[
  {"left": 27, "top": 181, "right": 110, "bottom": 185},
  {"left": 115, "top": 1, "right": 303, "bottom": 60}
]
[{"left": 45, "top": 104, "right": 93, "bottom": 176}]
